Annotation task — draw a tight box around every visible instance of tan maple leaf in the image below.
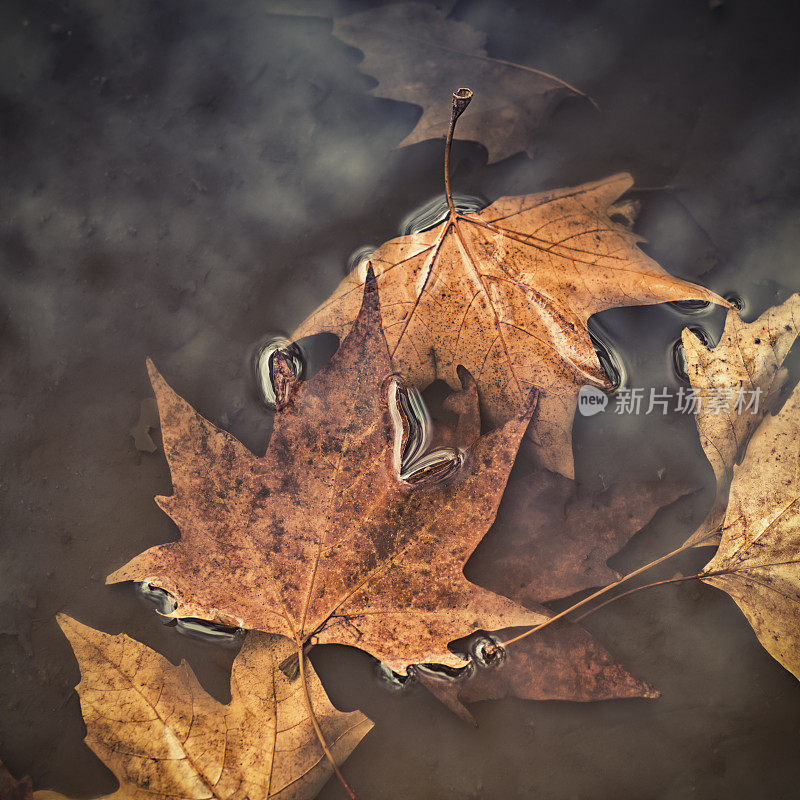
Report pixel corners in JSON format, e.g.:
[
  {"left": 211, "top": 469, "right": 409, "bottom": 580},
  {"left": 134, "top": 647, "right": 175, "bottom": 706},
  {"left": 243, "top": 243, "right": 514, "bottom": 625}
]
[
  {"left": 333, "top": 2, "right": 589, "bottom": 163},
  {"left": 33, "top": 616, "right": 371, "bottom": 800},
  {"left": 681, "top": 293, "right": 800, "bottom": 545},
  {"left": 698, "top": 377, "right": 800, "bottom": 680},
  {"left": 294, "top": 168, "right": 726, "bottom": 478},
  {"left": 107, "top": 272, "right": 547, "bottom": 673}
]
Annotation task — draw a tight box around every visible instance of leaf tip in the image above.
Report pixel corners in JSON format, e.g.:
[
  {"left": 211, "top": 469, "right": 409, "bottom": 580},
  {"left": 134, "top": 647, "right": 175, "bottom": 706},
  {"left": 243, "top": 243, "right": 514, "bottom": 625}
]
[
  {"left": 55, "top": 613, "right": 91, "bottom": 645},
  {"left": 363, "top": 260, "right": 378, "bottom": 293}
]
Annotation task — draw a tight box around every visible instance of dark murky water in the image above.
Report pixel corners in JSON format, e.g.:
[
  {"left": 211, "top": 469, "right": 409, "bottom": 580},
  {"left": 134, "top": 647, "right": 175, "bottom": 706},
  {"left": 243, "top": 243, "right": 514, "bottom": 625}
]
[{"left": 2, "top": 1, "right": 800, "bottom": 798}]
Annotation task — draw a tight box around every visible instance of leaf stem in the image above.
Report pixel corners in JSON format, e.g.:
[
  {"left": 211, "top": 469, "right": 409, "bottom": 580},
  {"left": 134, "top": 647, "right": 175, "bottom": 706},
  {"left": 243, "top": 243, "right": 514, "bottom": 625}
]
[
  {"left": 571, "top": 574, "right": 703, "bottom": 622},
  {"left": 296, "top": 638, "right": 360, "bottom": 800},
  {"left": 541, "top": 557, "right": 800, "bottom": 626},
  {"left": 444, "top": 88, "right": 473, "bottom": 216},
  {"left": 500, "top": 543, "right": 693, "bottom": 648}
]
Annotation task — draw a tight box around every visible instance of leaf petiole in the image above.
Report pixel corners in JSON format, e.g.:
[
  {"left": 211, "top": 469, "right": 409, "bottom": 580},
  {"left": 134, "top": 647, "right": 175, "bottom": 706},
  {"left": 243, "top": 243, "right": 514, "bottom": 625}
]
[
  {"left": 444, "top": 88, "right": 473, "bottom": 215},
  {"left": 500, "top": 543, "right": 695, "bottom": 648},
  {"left": 296, "top": 637, "right": 361, "bottom": 800}
]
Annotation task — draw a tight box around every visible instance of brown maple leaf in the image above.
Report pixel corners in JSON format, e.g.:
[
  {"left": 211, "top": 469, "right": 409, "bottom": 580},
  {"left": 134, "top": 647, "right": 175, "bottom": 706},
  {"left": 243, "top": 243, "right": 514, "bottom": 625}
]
[
  {"left": 108, "top": 271, "right": 547, "bottom": 673},
  {"left": 414, "top": 623, "right": 657, "bottom": 726},
  {"left": 35, "top": 616, "right": 371, "bottom": 800},
  {"left": 333, "top": 2, "right": 590, "bottom": 164},
  {"left": 681, "top": 293, "right": 800, "bottom": 545},
  {"left": 293, "top": 93, "right": 728, "bottom": 479},
  {"left": 466, "top": 467, "right": 693, "bottom": 609},
  {"left": 698, "top": 377, "right": 800, "bottom": 680}
]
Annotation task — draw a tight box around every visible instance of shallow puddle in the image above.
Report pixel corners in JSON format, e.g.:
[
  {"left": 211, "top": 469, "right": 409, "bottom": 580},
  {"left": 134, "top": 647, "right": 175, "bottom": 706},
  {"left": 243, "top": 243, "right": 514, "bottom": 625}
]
[{"left": 2, "top": 1, "right": 800, "bottom": 798}]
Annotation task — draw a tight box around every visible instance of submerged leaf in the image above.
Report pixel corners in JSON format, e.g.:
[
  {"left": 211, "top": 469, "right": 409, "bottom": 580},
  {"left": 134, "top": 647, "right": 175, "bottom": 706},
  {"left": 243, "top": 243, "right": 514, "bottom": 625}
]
[
  {"left": 415, "top": 624, "right": 657, "bottom": 726},
  {"left": 467, "top": 467, "right": 693, "bottom": 607},
  {"left": 333, "top": 3, "right": 588, "bottom": 163},
  {"left": 0, "top": 761, "right": 32, "bottom": 800}
]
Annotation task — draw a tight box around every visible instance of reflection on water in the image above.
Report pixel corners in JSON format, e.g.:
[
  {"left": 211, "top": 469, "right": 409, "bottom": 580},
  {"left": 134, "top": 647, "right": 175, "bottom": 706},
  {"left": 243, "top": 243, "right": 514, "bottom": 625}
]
[
  {"left": 669, "top": 299, "right": 711, "bottom": 314},
  {"left": 252, "top": 335, "right": 305, "bottom": 410},
  {"left": 388, "top": 377, "right": 465, "bottom": 485},
  {"left": 346, "top": 244, "right": 378, "bottom": 275},
  {"left": 375, "top": 660, "right": 415, "bottom": 692},
  {"left": 725, "top": 292, "right": 746, "bottom": 313},
  {"left": 137, "top": 582, "right": 245, "bottom": 647},
  {"left": 400, "top": 192, "right": 487, "bottom": 235},
  {"left": 587, "top": 319, "right": 627, "bottom": 390}
]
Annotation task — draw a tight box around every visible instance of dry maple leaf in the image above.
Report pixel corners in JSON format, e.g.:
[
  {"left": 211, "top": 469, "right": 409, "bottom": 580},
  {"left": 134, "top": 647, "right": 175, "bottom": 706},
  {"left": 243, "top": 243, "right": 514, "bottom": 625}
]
[
  {"left": 294, "top": 91, "right": 727, "bottom": 478},
  {"left": 108, "top": 271, "right": 547, "bottom": 673},
  {"left": 682, "top": 294, "right": 800, "bottom": 545},
  {"left": 295, "top": 173, "right": 725, "bottom": 478},
  {"left": 414, "top": 622, "right": 657, "bottom": 726},
  {"left": 466, "top": 467, "right": 693, "bottom": 609},
  {"left": 698, "top": 378, "right": 800, "bottom": 680},
  {"left": 34, "top": 615, "right": 371, "bottom": 800},
  {"left": 333, "top": 2, "right": 589, "bottom": 163}
]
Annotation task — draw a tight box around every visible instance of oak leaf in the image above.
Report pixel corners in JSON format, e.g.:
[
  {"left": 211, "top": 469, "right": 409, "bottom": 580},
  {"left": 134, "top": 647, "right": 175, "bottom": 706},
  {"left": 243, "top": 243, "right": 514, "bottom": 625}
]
[
  {"left": 333, "top": 3, "right": 588, "bottom": 164},
  {"left": 699, "top": 378, "right": 800, "bottom": 680},
  {"left": 294, "top": 172, "right": 726, "bottom": 478},
  {"left": 35, "top": 615, "right": 371, "bottom": 800},
  {"left": 681, "top": 294, "right": 800, "bottom": 545},
  {"left": 108, "top": 273, "right": 547, "bottom": 673},
  {"left": 414, "top": 623, "right": 657, "bottom": 726}
]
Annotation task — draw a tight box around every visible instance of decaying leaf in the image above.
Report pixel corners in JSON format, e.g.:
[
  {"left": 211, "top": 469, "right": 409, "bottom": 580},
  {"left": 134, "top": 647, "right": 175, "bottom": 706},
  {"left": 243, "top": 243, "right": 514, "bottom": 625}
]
[
  {"left": 414, "top": 623, "right": 657, "bottom": 725},
  {"left": 36, "top": 615, "right": 371, "bottom": 800},
  {"left": 333, "top": 3, "right": 588, "bottom": 163},
  {"left": 108, "top": 273, "right": 547, "bottom": 673},
  {"left": 0, "top": 761, "right": 32, "bottom": 800},
  {"left": 417, "top": 467, "right": 682, "bottom": 721},
  {"left": 682, "top": 294, "right": 800, "bottom": 545},
  {"left": 466, "top": 467, "right": 693, "bottom": 608},
  {"left": 295, "top": 172, "right": 726, "bottom": 478},
  {"left": 699, "top": 378, "right": 800, "bottom": 680}
]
